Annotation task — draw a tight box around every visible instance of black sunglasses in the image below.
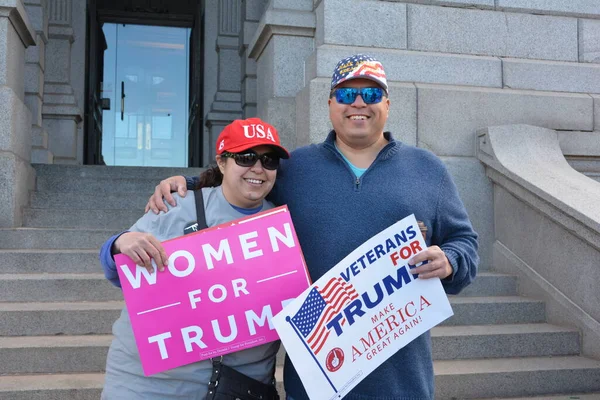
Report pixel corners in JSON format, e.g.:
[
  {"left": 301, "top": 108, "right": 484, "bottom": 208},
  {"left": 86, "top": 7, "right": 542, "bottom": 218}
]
[
  {"left": 221, "top": 151, "right": 281, "bottom": 170},
  {"left": 330, "top": 87, "right": 385, "bottom": 104}
]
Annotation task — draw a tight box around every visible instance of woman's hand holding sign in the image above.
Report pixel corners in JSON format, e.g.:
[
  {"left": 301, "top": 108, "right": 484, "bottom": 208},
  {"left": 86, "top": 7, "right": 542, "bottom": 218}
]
[
  {"left": 114, "top": 232, "right": 169, "bottom": 273},
  {"left": 409, "top": 246, "right": 453, "bottom": 280}
]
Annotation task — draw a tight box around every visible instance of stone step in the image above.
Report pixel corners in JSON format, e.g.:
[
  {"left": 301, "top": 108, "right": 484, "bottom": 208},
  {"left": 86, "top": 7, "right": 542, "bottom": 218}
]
[
  {"left": 0, "top": 254, "right": 516, "bottom": 298},
  {"left": 0, "top": 274, "right": 123, "bottom": 302},
  {"left": 0, "top": 324, "right": 584, "bottom": 386},
  {"left": 0, "top": 295, "right": 543, "bottom": 336},
  {"left": 0, "top": 250, "right": 99, "bottom": 273},
  {"left": 23, "top": 208, "right": 141, "bottom": 230},
  {"left": 30, "top": 191, "right": 151, "bottom": 210},
  {"left": 431, "top": 323, "right": 579, "bottom": 359},
  {"left": 275, "top": 323, "right": 579, "bottom": 366},
  {"left": 0, "top": 373, "right": 104, "bottom": 400},
  {"left": 276, "top": 345, "right": 285, "bottom": 367},
  {"left": 0, "top": 372, "right": 596, "bottom": 400},
  {"left": 456, "top": 272, "right": 517, "bottom": 297},
  {"left": 0, "top": 323, "right": 576, "bottom": 375},
  {"left": 435, "top": 356, "right": 600, "bottom": 399},
  {"left": 475, "top": 394, "right": 600, "bottom": 400},
  {"left": 275, "top": 368, "right": 284, "bottom": 397},
  {"left": 35, "top": 177, "right": 166, "bottom": 194},
  {"left": 32, "top": 163, "right": 202, "bottom": 181},
  {"left": 0, "top": 335, "right": 111, "bottom": 374},
  {"left": 0, "top": 301, "right": 122, "bottom": 336},
  {"left": 444, "top": 296, "right": 545, "bottom": 326},
  {"left": 0, "top": 228, "right": 114, "bottom": 249}
]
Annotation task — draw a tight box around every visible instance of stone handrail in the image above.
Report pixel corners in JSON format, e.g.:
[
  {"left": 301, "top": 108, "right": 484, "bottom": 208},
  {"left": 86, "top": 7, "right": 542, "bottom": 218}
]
[
  {"left": 478, "top": 124, "right": 600, "bottom": 249},
  {"left": 477, "top": 124, "right": 600, "bottom": 358}
]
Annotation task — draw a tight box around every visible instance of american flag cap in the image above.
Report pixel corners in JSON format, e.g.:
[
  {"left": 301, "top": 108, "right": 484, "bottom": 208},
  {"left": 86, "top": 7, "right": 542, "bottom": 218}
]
[{"left": 331, "top": 54, "right": 388, "bottom": 93}]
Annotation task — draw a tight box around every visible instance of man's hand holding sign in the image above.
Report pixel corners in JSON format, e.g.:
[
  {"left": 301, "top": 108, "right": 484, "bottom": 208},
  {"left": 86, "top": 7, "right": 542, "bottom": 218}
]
[
  {"left": 273, "top": 214, "right": 454, "bottom": 400},
  {"left": 115, "top": 206, "right": 311, "bottom": 376},
  {"left": 408, "top": 245, "right": 454, "bottom": 280}
]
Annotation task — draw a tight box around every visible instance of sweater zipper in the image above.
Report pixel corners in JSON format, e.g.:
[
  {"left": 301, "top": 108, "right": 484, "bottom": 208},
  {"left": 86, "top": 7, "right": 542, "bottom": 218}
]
[
  {"left": 324, "top": 139, "right": 396, "bottom": 191},
  {"left": 354, "top": 140, "right": 396, "bottom": 190}
]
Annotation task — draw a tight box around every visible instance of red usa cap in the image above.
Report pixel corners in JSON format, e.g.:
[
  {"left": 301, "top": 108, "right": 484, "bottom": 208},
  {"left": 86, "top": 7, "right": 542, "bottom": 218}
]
[{"left": 216, "top": 118, "right": 290, "bottom": 159}]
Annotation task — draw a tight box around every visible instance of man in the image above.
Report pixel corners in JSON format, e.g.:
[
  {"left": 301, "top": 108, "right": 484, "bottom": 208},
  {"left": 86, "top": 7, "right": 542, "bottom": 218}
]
[{"left": 139, "top": 54, "right": 479, "bottom": 399}]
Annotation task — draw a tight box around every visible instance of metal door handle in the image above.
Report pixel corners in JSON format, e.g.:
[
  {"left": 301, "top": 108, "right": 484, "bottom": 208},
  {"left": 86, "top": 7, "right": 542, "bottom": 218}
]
[
  {"left": 137, "top": 122, "right": 143, "bottom": 150},
  {"left": 121, "top": 81, "right": 126, "bottom": 120},
  {"left": 145, "top": 123, "right": 151, "bottom": 150}
]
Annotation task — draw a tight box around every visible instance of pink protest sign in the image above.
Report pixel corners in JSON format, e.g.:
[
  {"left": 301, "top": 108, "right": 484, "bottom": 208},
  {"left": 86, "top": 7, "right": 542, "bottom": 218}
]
[{"left": 115, "top": 206, "right": 311, "bottom": 376}]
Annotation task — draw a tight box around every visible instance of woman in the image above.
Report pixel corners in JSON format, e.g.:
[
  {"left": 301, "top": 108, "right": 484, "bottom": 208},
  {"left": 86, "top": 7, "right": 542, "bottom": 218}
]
[{"left": 99, "top": 117, "right": 289, "bottom": 399}]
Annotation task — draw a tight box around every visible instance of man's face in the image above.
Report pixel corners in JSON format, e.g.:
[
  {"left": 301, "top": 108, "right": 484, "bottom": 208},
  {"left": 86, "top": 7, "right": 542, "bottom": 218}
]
[{"left": 328, "top": 78, "right": 390, "bottom": 147}]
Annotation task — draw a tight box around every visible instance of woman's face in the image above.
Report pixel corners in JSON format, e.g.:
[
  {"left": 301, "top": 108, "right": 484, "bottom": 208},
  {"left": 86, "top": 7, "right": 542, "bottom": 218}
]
[{"left": 217, "top": 145, "right": 278, "bottom": 208}]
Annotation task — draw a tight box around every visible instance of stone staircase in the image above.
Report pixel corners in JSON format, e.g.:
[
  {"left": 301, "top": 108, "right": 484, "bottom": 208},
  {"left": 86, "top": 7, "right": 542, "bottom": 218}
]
[{"left": 0, "top": 164, "right": 599, "bottom": 400}]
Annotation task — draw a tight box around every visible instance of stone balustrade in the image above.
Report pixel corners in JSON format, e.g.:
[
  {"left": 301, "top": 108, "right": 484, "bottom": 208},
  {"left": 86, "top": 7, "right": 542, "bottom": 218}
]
[{"left": 478, "top": 124, "right": 600, "bottom": 359}]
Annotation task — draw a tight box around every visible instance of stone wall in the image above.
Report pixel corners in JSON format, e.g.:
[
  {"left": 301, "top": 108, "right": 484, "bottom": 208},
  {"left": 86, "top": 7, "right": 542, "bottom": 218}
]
[{"left": 250, "top": 0, "right": 600, "bottom": 270}]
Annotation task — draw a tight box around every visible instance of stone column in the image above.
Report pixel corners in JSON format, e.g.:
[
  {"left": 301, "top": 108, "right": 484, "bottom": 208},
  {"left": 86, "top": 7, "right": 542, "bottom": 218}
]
[
  {"left": 0, "top": 0, "right": 36, "bottom": 227},
  {"left": 248, "top": 0, "right": 315, "bottom": 150},
  {"left": 42, "top": 0, "right": 82, "bottom": 164},
  {"left": 205, "top": 0, "right": 243, "bottom": 163},
  {"left": 24, "top": 0, "right": 51, "bottom": 163},
  {"left": 239, "top": 0, "right": 267, "bottom": 119}
]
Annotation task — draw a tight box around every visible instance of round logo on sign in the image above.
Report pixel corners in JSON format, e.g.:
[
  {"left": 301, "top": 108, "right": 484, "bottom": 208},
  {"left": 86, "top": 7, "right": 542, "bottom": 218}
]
[{"left": 325, "top": 348, "right": 344, "bottom": 372}]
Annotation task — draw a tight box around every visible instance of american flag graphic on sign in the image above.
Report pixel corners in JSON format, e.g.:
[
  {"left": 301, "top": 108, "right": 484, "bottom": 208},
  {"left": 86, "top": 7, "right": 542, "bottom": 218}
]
[{"left": 290, "top": 277, "right": 359, "bottom": 355}]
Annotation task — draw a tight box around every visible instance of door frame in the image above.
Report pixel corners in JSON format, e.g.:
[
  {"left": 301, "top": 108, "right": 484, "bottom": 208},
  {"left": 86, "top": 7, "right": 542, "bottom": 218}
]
[
  {"left": 84, "top": 0, "right": 204, "bottom": 166},
  {"left": 84, "top": 0, "right": 107, "bottom": 165},
  {"left": 188, "top": 0, "right": 205, "bottom": 168}
]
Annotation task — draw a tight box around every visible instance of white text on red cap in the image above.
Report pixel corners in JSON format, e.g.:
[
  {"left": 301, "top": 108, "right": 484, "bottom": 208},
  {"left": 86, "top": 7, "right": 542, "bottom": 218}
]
[{"left": 243, "top": 123, "right": 275, "bottom": 142}]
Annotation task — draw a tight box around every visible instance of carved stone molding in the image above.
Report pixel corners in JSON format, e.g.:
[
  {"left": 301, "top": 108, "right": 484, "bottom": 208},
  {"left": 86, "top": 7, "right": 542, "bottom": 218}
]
[
  {"left": 248, "top": 8, "right": 315, "bottom": 60},
  {"left": 219, "top": 0, "right": 240, "bottom": 36},
  {"left": 0, "top": 0, "right": 36, "bottom": 46},
  {"left": 46, "top": 0, "right": 72, "bottom": 41},
  {"left": 48, "top": 0, "right": 70, "bottom": 25}
]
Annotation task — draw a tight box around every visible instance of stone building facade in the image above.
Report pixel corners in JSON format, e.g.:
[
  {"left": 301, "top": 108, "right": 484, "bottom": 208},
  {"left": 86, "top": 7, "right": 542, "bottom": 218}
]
[
  {"left": 1, "top": 0, "right": 599, "bottom": 396},
  {"left": 4, "top": 0, "right": 600, "bottom": 256}
]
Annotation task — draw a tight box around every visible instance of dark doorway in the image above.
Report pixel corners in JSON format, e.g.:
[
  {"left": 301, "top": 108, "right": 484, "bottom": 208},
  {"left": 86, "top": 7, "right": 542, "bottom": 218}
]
[{"left": 84, "top": 0, "right": 204, "bottom": 167}]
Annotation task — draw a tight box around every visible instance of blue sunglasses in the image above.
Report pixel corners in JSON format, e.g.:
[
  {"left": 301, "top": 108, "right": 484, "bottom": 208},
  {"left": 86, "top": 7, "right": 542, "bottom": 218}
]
[{"left": 331, "top": 87, "right": 385, "bottom": 105}]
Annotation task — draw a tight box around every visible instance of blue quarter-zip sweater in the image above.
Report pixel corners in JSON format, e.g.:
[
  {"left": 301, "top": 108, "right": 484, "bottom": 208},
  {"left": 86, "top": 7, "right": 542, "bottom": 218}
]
[{"left": 268, "top": 131, "right": 479, "bottom": 400}]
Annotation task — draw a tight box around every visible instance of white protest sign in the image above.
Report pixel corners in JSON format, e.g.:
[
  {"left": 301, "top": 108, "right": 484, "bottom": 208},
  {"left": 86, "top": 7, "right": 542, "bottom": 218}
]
[{"left": 273, "top": 214, "right": 453, "bottom": 400}]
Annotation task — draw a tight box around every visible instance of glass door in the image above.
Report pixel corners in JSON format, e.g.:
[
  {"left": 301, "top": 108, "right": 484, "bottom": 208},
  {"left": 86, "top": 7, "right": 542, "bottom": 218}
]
[{"left": 102, "top": 23, "right": 190, "bottom": 167}]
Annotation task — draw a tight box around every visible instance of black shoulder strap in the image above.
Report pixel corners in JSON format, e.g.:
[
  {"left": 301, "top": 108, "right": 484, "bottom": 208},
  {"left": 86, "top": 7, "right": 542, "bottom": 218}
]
[{"left": 194, "top": 188, "right": 208, "bottom": 231}]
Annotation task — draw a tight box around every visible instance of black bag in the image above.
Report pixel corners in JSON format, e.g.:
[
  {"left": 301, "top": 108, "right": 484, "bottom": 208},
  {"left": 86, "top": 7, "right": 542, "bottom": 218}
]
[
  {"left": 206, "top": 357, "right": 279, "bottom": 400},
  {"left": 183, "top": 189, "right": 209, "bottom": 235}
]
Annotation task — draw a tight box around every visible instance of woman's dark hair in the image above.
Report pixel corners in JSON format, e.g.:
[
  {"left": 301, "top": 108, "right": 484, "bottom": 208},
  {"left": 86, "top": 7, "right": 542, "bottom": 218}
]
[{"left": 192, "top": 164, "right": 223, "bottom": 189}]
